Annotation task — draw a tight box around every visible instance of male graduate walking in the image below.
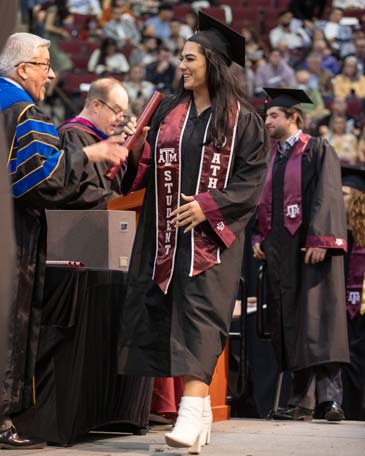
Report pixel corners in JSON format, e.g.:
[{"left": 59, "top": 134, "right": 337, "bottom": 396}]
[{"left": 253, "top": 88, "right": 349, "bottom": 421}]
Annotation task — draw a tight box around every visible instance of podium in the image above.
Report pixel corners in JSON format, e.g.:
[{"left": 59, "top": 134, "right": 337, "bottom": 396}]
[
  {"left": 107, "top": 190, "right": 230, "bottom": 422},
  {"left": 107, "top": 189, "right": 145, "bottom": 221}
]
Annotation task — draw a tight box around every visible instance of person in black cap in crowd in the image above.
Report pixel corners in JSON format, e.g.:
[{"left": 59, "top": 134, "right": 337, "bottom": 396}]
[
  {"left": 117, "top": 11, "right": 269, "bottom": 453},
  {"left": 341, "top": 165, "right": 365, "bottom": 420},
  {"left": 253, "top": 88, "right": 349, "bottom": 422}
]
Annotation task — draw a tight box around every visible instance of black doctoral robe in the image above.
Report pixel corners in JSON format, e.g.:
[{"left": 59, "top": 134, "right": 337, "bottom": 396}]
[
  {"left": 259, "top": 136, "right": 350, "bottom": 372},
  {"left": 58, "top": 119, "right": 125, "bottom": 208},
  {"left": 0, "top": 0, "right": 17, "bottom": 413},
  {"left": 118, "top": 99, "right": 269, "bottom": 384},
  {"left": 0, "top": 84, "right": 88, "bottom": 416}
]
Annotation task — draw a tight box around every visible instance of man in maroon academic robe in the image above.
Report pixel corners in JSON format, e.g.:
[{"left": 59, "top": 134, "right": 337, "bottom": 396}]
[
  {"left": 253, "top": 88, "right": 349, "bottom": 422},
  {"left": 58, "top": 77, "right": 129, "bottom": 208}
]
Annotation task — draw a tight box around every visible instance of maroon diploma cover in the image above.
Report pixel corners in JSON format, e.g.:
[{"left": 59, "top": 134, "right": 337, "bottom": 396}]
[{"left": 104, "top": 91, "right": 163, "bottom": 181}]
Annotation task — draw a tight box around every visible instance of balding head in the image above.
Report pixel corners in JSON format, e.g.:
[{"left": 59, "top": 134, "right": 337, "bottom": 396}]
[
  {"left": 82, "top": 77, "right": 129, "bottom": 136},
  {"left": 296, "top": 69, "right": 310, "bottom": 85},
  {"left": 86, "top": 78, "right": 127, "bottom": 107}
]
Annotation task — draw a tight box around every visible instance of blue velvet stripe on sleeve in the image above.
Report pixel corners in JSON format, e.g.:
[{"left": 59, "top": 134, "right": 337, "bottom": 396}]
[
  {"left": 10, "top": 139, "right": 62, "bottom": 173},
  {"left": 16, "top": 118, "right": 59, "bottom": 141},
  {"left": 12, "top": 149, "right": 64, "bottom": 197},
  {"left": 10, "top": 115, "right": 64, "bottom": 197}
]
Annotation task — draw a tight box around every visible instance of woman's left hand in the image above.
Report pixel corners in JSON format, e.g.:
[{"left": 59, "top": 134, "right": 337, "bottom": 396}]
[
  {"left": 301, "top": 247, "right": 327, "bottom": 264},
  {"left": 171, "top": 194, "right": 207, "bottom": 233}
]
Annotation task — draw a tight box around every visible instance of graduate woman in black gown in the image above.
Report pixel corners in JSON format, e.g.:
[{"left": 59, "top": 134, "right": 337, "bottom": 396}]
[
  {"left": 341, "top": 166, "right": 365, "bottom": 420},
  {"left": 118, "top": 12, "right": 269, "bottom": 453}
]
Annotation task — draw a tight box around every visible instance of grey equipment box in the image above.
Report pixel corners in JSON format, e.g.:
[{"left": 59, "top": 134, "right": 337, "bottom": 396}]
[{"left": 46, "top": 210, "right": 136, "bottom": 271}]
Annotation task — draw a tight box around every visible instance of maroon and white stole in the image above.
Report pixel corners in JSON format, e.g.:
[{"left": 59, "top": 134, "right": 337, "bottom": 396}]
[
  {"left": 346, "top": 243, "right": 365, "bottom": 319},
  {"left": 153, "top": 100, "right": 240, "bottom": 294},
  {"left": 258, "top": 132, "right": 311, "bottom": 239}
]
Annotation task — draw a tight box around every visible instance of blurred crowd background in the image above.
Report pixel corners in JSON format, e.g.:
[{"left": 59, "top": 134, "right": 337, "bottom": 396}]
[{"left": 17, "top": 0, "right": 365, "bottom": 164}]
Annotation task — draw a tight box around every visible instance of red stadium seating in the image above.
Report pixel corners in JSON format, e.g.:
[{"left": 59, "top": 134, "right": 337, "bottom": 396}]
[
  {"left": 59, "top": 40, "right": 99, "bottom": 56},
  {"left": 69, "top": 55, "right": 90, "bottom": 71},
  {"left": 172, "top": 5, "right": 193, "bottom": 19},
  {"left": 62, "top": 72, "right": 98, "bottom": 95},
  {"left": 71, "top": 13, "right": 97, "bottom": 28},
  {"left": 201, "top": 7, "right": 226, "bottom": 22}
]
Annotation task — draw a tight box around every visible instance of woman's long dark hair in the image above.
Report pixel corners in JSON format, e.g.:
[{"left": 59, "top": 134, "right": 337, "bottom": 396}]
[
  {"left": 54, "top": 0, "right": 70, "bottom": 24},
  {"left": 97, "top": 37, "right": 117, "bottom": 66},
  {"left": 153, "top": 43, "right": 253, "bottom": 147}
]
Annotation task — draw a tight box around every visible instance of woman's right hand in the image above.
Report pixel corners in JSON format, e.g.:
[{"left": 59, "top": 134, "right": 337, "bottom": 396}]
[{"left": 253, "top": 242, "right": 266, "bottom": 260}]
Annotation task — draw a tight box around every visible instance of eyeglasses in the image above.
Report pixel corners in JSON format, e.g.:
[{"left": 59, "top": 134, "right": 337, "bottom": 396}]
[
  {"left": 97, "top": 98, "right": 124, "bottom": 117},
  {"left": 15, "top": 61, "right": 51, "bottom": 73}
]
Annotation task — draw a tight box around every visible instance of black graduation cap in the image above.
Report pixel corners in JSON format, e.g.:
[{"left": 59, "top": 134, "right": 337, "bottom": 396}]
[
  {"left": 188, "top": 11, "right": 245, "bottom": 67},
  {"left": 263, "top": 87, "right": 313, "bottom": 110},
  {"left": 341, "top": 163, "right": 365, "bottom": 192}
]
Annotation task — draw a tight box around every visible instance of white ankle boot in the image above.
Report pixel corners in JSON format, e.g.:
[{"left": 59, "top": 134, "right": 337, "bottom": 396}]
[
  {"left": 165, "top": 396, "right": 204, "bottom": 451},
  {"left": 202, "top": 395, "right": 213, "bottom": 445},
  {"left": 187, "top": 395, "right": 213, "bottom": 454}
]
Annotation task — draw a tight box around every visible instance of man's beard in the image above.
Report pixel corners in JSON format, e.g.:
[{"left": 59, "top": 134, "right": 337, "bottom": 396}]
[{"left": 270, "top": 126, "right": 288, "bottom": 140}]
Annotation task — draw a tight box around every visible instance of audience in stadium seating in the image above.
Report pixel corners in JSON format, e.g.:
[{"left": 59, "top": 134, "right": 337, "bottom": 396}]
[
  {"left": 144, "top": 3, "right": 174, "bottom": 39},
  {"left": 289, "top": 0, "right": 327, "bottom": 22},
  {"left": 17, "top": 1, "right": 365, "bottom": 165},
  {"left": 67, "top": 0, "right": 102, "bottom": 17},
  {"left": 145, "top": 45, "right": 177, "bottom": 93},
  {"left": 43, "top": 0, "right": 73, "bottom": 94},
  {"left": 128, "top": 33, "right": 161, "bottom": 66},
  {"left": 123, "top": 64, "right": 154, "bottom": 107},
  {"left": 88, "top": 36, "right": 129, "bottom": 74},
  {"left": 269, "top": 10, "right": 311, "bottom": 51},
  {"left": 321, "top": 114, "right": 360, "bottom": 164},
  {"left": 102, "top": 1, "right": 140, "bottom": 46},
  {"left": 294, "top": 69, "right": 329, "bottom": 128},
  {"left": 358, "top": 127, "right": 365, "bottom": 162},
  {"left": 332, "top": 55, "right": 365, "bottom": 98},
  {"left": 304, "top": 52, "right": 333, "bottom": 96},
  {"left": 311, "top": 37, "right": 341, "bottom": 75},
  {"left": 241, "top": 27, "right": 267, "bottom": 68},
  {"left": 319, "top": 96, "right": 362, "bottom": 136},
  {"left": 255, "top": 48, "right": 296, "bottom": 94}
]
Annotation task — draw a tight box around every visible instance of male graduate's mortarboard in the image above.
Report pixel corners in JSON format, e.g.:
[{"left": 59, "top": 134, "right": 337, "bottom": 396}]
[
  {"left": 188, "top": 11, "right": 245, "bottom": 68},
  {"left": 341, "top": 164, "right": 365, "bottom": 192},
  {"left": 263, "top": 87, "right": 313, "bottom": 110}
]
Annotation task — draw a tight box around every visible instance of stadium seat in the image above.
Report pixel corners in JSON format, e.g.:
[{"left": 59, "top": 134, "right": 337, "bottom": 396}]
[
  {"left": 201, "top": 7, "right": 226, "bottom": 22},
  {"left": 172, "top": 5, "right": 193, "bottom": 19},
  {"left": 71, "top": 13, "right": 97, "bottom": 28},
  {"left": 59, "top": 40, "right": 99, "bottom": 56},
  {"left": 62, "top": 72, "right": 98, "bottom": 95}
]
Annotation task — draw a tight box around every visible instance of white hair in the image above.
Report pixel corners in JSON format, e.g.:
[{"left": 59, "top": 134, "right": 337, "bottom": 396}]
[{"left": 0, "top": 33, "right": 50, "bottom": 77}]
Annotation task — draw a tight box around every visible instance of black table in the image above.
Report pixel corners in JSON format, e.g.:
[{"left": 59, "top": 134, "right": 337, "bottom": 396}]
[{"left": 15, "top": 266, "right": 153, "bottom": 445}]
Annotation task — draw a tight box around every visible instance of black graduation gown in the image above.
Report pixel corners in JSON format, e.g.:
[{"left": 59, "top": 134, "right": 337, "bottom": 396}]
[
  {"left": 58, "top": 121, "right": 125, "bottom": 209},
  {"left": 118, "top": 101, "right": 269, "bottom": 384},
  {"left": 342, "top": 232, "right": 365, "bottom": 420},
  {"left": 262, "top": 137, "right": 350, "bottom": 372},
  {"left": 0, "top": 95, "right": 88, "bottom": 416}
]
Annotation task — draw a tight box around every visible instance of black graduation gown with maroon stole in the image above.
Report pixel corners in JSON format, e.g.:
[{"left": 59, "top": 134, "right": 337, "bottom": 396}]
[
  {"left": 342, "top": 233, "right": 365, "bottom": 419},
  {"left": 257, "top": 132, "right": 350, "bottom": 372},
  {"left": 118, "top": 97, "right": 269, "bottom": 384},
  {"left": 58, "top": 117, "right": 126, "bottom": 208}
]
